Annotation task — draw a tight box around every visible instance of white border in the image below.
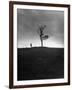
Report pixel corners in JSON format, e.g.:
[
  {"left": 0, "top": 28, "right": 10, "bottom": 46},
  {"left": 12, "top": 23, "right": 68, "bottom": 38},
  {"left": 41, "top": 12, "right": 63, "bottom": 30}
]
[{"left": 13, "top": 4, "right": 68, "bottom": 85}]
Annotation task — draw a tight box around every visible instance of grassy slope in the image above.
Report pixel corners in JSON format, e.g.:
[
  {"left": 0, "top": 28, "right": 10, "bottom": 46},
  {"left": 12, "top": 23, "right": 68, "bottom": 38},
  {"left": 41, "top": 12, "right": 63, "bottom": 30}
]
[{"left": 17, "top": 47, "right": 64, "bottom": 81}]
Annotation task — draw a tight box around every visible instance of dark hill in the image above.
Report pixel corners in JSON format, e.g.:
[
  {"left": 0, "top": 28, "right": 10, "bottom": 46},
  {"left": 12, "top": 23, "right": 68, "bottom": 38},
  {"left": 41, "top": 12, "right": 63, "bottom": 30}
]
[{"left": 17, "top": 47, "right": 64, "bottom": 81}]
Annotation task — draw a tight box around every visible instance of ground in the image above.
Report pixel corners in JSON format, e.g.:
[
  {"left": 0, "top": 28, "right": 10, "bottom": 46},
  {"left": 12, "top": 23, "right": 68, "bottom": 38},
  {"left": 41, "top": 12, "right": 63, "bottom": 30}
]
[{"left": 17, "top": 47, "right": 64, "bottom": 81}]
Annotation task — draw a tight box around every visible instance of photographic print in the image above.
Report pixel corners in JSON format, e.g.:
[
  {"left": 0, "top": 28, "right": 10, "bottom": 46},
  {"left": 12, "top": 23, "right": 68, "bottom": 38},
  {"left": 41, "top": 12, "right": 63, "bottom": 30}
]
[
  {"left": 9, "top": 1, "right": 70, "bottom": 89},
  {"left": 17, "top": 9, "right": 64, "bottom": 80}
]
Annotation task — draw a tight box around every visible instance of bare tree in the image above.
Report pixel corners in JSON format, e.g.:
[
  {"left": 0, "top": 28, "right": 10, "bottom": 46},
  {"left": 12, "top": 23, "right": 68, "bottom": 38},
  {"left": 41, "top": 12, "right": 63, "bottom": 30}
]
[{"left": 38, "top": 24, "right": 49, "bottom": 47}]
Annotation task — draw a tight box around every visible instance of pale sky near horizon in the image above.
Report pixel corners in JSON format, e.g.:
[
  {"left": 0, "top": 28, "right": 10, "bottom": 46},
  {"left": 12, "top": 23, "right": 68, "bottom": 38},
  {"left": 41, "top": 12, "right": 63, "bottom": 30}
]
[{"left": 17, "top": 9, "right": 64, "bottom": 48}]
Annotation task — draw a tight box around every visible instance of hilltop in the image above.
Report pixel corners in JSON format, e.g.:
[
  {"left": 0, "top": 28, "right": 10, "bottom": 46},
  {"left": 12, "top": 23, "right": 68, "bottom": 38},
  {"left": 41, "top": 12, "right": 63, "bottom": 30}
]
[{"left": 17, "top": 47, "right": 64, "bottom": 81}]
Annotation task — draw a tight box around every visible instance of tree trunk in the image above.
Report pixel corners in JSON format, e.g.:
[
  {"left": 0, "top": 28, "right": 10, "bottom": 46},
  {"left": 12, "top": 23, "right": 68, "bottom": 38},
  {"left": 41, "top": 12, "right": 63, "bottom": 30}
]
[{"left": 40, "top": 36, "right": 43, "bottom": 47}]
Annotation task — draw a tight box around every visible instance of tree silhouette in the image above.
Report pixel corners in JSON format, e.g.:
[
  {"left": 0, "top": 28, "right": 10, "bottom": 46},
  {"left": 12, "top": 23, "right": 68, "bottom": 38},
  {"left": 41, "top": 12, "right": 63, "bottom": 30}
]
[{"left": 37, "top": 24, "right": 49, "bottom": 47}]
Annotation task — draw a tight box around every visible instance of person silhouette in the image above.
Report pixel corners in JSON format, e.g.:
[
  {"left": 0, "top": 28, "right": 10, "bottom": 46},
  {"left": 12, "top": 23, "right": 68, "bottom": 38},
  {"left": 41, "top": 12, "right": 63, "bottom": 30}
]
[{"left": 30, "top": 43, "right": 32, "bottom": 48}]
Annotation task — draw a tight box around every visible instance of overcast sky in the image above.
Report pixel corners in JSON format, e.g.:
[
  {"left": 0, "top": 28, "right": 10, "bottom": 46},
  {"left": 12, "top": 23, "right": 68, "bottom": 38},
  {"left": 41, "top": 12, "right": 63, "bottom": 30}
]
[{"left": 17, "top": 9, "right": 64, "bottom": 48}]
